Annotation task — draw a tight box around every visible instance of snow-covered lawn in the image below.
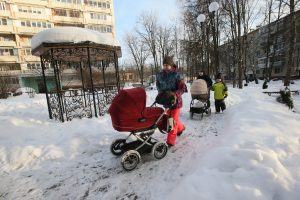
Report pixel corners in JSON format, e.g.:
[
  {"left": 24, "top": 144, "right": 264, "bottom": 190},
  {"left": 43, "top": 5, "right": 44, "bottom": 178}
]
[{"left": 1, "top": 80, "right": 300, "bottom": 200}]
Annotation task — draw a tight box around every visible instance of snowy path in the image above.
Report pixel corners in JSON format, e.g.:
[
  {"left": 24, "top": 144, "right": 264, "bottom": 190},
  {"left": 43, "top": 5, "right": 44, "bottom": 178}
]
[
  {"left": 1, "top": 81, "right": 300, "bottom": 200},
  {"left": 0, "top": 91, "right": 231, "bottom": 200}
]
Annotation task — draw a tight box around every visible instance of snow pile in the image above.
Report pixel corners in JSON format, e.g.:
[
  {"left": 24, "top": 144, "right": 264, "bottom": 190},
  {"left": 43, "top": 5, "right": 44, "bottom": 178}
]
[
  {"left": 31, "top": 27, "right": 121, "bottom": 50},
  {"left": 0, "top": 80, "right": 300, "bottom": 200},
  {"left": 165, "top": 83, "right": 300, "bottom": 200}
]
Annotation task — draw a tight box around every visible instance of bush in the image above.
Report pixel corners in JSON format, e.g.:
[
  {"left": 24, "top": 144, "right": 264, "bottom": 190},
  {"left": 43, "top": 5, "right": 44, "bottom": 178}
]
[
  {"left": 262, "top": 81, "right": 268, "bottom": 89},
  {"left": 278, "top": 88, "right": 294, "bottom": 109}
]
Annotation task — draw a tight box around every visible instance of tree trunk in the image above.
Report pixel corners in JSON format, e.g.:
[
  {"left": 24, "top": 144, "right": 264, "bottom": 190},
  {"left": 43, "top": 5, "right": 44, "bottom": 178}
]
[{"left": 284, "top": 0, "right": 296, "bottom": 87}]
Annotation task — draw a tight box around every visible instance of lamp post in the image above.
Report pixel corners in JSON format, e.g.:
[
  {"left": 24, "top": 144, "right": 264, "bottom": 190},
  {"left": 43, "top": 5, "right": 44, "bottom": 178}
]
[
  {"left": 197, "top": 1, "right": 220, "bottom": 77},
  {"left": 197, "top": 14, "right": 207, "bottom": 76}
]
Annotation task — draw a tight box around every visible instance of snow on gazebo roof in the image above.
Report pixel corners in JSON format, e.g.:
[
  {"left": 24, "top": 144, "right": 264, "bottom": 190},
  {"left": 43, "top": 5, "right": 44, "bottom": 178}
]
[{"left": 31, "top": 27, "right": 121, "bottom": 54}]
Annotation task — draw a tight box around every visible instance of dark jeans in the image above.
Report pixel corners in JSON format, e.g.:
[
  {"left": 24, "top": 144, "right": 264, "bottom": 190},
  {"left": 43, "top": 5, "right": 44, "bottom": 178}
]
[
  {"left": 207, "top": 89, "right": 211, "bottom": 108},
  {"left": 215, "top": 99, "right": 226, "bottom": 112}
]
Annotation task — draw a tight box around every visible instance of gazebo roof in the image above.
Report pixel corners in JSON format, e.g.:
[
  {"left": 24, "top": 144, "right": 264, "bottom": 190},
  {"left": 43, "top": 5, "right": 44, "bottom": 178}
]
[{"left": 31, "top": 27, "right": 121, "bottom": 59}]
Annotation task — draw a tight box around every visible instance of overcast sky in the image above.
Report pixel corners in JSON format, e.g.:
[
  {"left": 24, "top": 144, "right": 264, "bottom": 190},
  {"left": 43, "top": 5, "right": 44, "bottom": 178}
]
[{"left": 114, "top": 0, "right": 181, "bottom": 63}]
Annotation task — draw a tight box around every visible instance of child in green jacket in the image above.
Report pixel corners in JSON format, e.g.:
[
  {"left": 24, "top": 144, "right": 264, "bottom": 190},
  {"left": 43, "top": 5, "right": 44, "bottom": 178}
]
[{"left": 212, "top": 79, "right": 228, "bottom": 113}]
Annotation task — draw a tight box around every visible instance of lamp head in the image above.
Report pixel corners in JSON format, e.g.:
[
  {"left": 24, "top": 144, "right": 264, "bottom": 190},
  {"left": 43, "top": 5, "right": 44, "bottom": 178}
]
[
  {"left": 209, "top": 2, "right": 220, "bottom": 12},
  {"left": 197, "top": 14, "right": 206, "bottom": 23}
]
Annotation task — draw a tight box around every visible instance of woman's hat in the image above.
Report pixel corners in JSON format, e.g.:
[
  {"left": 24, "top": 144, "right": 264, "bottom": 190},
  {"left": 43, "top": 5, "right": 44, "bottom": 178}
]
[{"left": 163, "top": 55, "right": 174, "bottom": 66}]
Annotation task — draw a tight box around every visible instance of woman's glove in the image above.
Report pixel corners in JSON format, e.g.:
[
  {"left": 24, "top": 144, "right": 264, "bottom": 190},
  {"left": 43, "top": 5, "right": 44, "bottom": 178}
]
[
  {"left": 166, "top": 92, "right": 177, "bottom": 106},
  {"left": 156, "top": 91, "right": 177, "bottom": 108}
]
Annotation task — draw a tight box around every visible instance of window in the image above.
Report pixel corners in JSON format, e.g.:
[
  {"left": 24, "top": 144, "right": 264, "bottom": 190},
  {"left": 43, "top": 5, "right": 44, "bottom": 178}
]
[
  {"left": 26, "top": 21, "right": 31, "bottom": 27},
  {"left": 90, "top": 12, "right": 107, "bottom": 20},
  {"left": 55, "top": 0, "right": 81, "bottom": 4},
  {"left": 0, "top": 2, "right": 7, "bottom": 10},
  {"left": 53, "top": 9, "right": 67, "bottom": 16},
  {"left": 20, "top": 20, "right": 51, "bottom": 28},
  {"left": 26, "top": 49, "right": 32, "bottom": 55},
  {"left": 18, "top": 6, "right": 43, "bottom": 14},
  {"left": 0, "top": 18, "right": 7, "bottom": 26},
  {"left": 70, "top": 10, "right": 80, "bottom": 18},
  {"left": 86, "top": 25, "right": 112, "bottom": 33},
  {"left": 54, "top": 23, "right": 83, "bottom": 27},
  {"left": 0, "top": 64, "right": 21, "bottom": 71},
  {"left": 274, "top": 67, "right": 282, "bottom": 74},
  {"left": 0, "top": 34, "right": 14, "bottom": 41},
  {"left": 27, "top": 63, "right": 41, "bottom": 69},
  {"left": 87, "top": 1, "right": 110, "bottom": 8},
  {"left": 0, "top": 75, "right": 19, "bottom": 84},
  {"left": 0, "top": 48, "right": 14, "bottom": 56}
]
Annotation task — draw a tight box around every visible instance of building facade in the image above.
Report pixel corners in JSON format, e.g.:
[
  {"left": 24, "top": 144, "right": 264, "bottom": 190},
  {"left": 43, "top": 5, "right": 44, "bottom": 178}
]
[
  {"left": 219, "top": 10, "right": 300, "bottom": 80},
  {"left": 0, "top": 0, "right": 115, "bottom": 92}
]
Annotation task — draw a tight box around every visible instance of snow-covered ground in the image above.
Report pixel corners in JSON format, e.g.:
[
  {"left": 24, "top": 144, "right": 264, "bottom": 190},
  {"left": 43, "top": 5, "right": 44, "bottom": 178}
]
[{"left": 1, "top": 80, "right": 300, "bottom": 200}]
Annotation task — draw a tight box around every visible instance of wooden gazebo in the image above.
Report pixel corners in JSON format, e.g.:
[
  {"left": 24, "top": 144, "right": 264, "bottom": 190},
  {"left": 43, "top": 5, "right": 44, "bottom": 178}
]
[{"left": 31, "top": 27, "right": 122, "bottom": 122}]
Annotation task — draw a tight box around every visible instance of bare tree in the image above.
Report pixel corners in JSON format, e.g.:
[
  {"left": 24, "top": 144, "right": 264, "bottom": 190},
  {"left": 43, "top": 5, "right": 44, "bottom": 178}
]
[
  {"left": 284, "top": 0, "right": 297, "bottom": 86},
  {"left": 157, "top": 25, "right": 174, "bottom": 61},
  {"left": 125, "top": 33, "right": 150, "bottom": 85},
  {"left": 136, "top": 12, "right": 160, "bottom": 74},
  {"left": 0, "top": 73, "right": 17, "bottom": 99}
]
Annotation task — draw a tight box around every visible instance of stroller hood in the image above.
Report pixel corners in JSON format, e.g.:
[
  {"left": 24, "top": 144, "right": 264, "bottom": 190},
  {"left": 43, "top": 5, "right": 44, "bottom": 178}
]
[
  {"left": 108, "top": 87, "right": 146, "bottom": 120},
  {"left": 190, "top": 79, "right": 208, "bottom": 95},
  {"left": 108, "top": 87, "right": 164, "bottom": 132}
]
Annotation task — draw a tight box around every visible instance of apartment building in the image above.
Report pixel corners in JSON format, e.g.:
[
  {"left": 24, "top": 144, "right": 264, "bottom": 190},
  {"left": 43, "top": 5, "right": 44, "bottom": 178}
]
[
  {"left": 219, "top": 10, "right": 300, "bottom": 80},
  {"left": 0, "top": 0, "right": 115, "bottom": 92},
  {"left": 255, "top": 10, "right": 300, "bottom": 79}
]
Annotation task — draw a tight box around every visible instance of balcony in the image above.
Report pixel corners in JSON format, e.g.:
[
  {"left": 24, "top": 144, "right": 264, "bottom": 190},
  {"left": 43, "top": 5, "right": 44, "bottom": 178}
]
[
  {"left": 0, "top": 25, "right": 14, "bottom": 33},
  {"left": 16, "top": 27, "right": 46, "bottom": 34},
  {"left": 84, "top": 6, "right": 111, "bottom": 14},
  {"left": 257, "top": 63, "right": 266, "bottom": 69},
  {"left": 15, "top": 12, "right": 50, "bottom": 21},
  {"left": 0, "top": 56, "right": 19, "bottom": 62},
  {"left": 19, "top": 41, "right": 31, "bottom": 47},
  {"left": 50, "top": 2, "right": 83, "bottom": 10},
  {"left": 0, "top": 41, "right": 17, "bottom": 47},
  {"left": 52, "top": 16, "right": 83, "bottom": 24},
  {"left": 20, "top": 69, "right": 54, "bottom": 77},
  {"left": 22, "top": 55, "right": 40, "bottom": 62},
  {"left": 0, "top": 10, "right": 11, "bottom": 17},
  {"left": 84, "top": 18, "right": 112, "bottom": 25},
  {"left": 0, "top": 70, "right": 21, "bottom": 76},
  {"left": 12, "top": 0, "right": 48, "bottom": 6},
  {"left": 272, "top": 61, "right": 284, "bottom": 67}
]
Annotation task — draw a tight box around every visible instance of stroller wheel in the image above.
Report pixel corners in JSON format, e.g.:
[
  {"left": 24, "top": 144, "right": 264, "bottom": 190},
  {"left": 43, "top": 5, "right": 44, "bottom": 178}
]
[
  {"left": 111, "top": 139, "right": 126, "bottom": 156},
  {"left": 152, "top": 142, "right": 168, "bottom": 160},
  {"left": 190, "top": 112, "right": 193, "bottom": 119},
  {"left": 201, "top": 113, "right": 204, "bottom": 119},
  {"left": 207, "top": 107, "right": 212, "bottom": 116},
  {"left": 121, "top": 150, "right": 141, "bottom": 171}
]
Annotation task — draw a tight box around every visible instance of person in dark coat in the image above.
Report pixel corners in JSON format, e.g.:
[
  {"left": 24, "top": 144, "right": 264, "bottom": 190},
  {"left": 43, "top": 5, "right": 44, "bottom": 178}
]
[
  {"left": 197, "top": 71, "right": 213, "bottom": 107},
  {"left": 156, "top": 55, "right": 186, "bottom": 147}
]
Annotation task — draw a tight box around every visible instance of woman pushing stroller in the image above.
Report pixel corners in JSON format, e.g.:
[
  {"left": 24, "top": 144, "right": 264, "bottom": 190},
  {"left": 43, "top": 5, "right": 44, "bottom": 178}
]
[{"left": 156, "top": 55, "right": 187, "bottom": 147}]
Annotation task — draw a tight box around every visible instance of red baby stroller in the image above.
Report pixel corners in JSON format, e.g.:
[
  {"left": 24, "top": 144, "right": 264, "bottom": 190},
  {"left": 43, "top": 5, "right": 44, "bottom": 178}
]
[{"left": 108, "top": 87, "right": 170, "bottom": 171}]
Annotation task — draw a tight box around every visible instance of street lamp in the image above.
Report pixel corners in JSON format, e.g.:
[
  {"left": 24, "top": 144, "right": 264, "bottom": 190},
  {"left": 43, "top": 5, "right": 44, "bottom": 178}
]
[
  {"left": 209, "top": 2, "right": 220, "bottom": 13},
  {"left": 197, "top": 14, "right": 206, "bottom": 23},
  {"left": 197, "top": 1, "right": 220, "bottom": 77}
]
